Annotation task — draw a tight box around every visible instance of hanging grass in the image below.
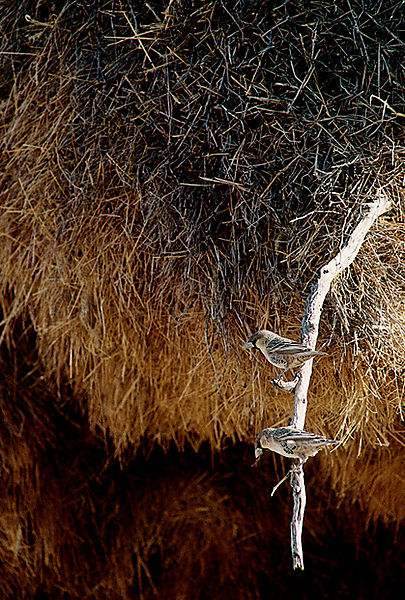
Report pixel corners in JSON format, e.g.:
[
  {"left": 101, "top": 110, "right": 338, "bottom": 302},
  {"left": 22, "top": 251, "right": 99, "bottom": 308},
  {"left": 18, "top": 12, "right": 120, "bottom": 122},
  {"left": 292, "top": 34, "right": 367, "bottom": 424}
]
[{"left": 0, "top": 1, "right": 404, "bottom": 597}]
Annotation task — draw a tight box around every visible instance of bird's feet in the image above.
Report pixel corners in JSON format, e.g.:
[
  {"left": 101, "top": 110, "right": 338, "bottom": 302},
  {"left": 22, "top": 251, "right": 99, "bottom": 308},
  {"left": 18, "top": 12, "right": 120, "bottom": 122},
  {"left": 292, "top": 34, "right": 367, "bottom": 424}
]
[{"left": 271, "top": 372, "right": 301, "bottom": 393}]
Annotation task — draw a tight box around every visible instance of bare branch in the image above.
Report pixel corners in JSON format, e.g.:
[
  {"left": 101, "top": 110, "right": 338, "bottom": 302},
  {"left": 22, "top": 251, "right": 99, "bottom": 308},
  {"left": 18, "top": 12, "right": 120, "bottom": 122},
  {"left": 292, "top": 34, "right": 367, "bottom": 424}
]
[
  {"left": 288, "top": 191, "right": 391, "bottom": 569},
  {"left": 290, "top": 191, "right": 391, "bottom": 430},
  {"left": 290, "top": 464, "right": 306, "bottom": 570}
]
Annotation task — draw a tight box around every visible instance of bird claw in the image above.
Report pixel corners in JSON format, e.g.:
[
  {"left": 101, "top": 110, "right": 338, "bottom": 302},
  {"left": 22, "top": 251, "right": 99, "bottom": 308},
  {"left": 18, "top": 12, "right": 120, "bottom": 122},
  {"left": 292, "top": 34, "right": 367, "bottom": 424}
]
[
  {"left": 291, "top": 460, "right": 304, "bottom": 474},
  {"left": 271, "top": 373, "right": 300, "bottom": 393}
]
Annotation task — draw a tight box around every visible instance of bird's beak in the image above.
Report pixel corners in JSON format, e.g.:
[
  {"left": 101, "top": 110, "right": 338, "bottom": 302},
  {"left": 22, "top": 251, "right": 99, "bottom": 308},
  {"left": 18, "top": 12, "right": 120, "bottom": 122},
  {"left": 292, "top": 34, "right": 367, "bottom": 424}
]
[
  {"left": 255, "top": 447, "right": 263, "bottom": 460},
  {"left": 242, "top": 340, "right": 253, "bottom": 350}
]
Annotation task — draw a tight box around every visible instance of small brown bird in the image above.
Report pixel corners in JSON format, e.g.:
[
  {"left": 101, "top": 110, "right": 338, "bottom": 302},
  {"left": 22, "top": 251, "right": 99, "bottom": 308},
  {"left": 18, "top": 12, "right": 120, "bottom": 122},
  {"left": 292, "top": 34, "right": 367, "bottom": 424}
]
[
  {"left": 242, "top": 330, "right": 326, "bottom": 379},
  {"left": 255, "top": 426, "right": 338, "bottom": 463}
]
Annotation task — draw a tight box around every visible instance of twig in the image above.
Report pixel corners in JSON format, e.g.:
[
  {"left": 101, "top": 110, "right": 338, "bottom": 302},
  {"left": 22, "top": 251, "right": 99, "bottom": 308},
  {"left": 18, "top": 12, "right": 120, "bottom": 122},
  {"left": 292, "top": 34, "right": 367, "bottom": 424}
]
[
  {"left": 271, "top": 468, "right": 292, "bottom": 496},
  {"left": 289, "top": 191, "right": 391, "bottom": 570}
]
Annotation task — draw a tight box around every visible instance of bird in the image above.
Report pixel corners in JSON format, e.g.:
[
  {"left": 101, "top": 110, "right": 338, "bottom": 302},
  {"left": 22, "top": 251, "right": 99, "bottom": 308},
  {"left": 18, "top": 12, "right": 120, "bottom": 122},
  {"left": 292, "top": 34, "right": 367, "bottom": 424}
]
[
  {"left": 254, "top": 426, "right": 338, "bottom": 463},
  {"left": 242, "top": 329, "right": 326, "bottom": 380}
]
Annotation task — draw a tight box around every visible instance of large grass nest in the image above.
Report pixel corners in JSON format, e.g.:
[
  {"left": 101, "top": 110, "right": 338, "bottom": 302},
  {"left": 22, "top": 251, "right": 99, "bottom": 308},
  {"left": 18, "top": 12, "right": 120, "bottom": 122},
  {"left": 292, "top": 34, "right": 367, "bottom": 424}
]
[{"left": 0, "top": 1, "right": 404, "bottom": 597}]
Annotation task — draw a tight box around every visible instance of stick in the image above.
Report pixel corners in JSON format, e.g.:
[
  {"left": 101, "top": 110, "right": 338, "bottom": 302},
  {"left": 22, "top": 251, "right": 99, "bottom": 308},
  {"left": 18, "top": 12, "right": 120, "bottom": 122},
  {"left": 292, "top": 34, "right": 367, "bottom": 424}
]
[
  {"left": 270, "top": 468, "right": 292, "bottom": 496},
  {"left": 289, "top": 191, "right": 391, "bottom": 570},
  {"left": 290, "top": 463, "right": 306, "bottom": 569}
]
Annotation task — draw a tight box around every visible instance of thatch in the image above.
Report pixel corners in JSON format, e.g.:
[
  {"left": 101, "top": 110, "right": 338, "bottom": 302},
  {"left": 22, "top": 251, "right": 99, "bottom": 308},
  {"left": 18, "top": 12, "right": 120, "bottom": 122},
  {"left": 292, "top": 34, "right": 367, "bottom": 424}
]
[
  {"left": 0, "top": 0, "right": 404, "bottom": 597},
  {"left": 0, "top": 324, "right": 404, "bottom": 598}
]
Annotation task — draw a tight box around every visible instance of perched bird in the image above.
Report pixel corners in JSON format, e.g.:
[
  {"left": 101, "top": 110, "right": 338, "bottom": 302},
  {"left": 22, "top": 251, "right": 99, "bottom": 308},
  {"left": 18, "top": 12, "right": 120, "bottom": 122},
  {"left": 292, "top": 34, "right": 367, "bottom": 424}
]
[
  {"left": 255, "top": 426, "right": 338, "bottom": 463},
  {"left": 242, "top": 330, "right": 326, "bottom": 379}
]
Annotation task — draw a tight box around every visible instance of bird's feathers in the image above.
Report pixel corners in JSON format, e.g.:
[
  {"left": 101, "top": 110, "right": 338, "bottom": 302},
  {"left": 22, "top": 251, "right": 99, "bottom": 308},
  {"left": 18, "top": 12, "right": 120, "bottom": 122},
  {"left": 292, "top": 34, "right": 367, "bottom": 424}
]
[
  {"left": 245, "top": 330, "right": 334, "bottom": 462},
  {"left": 270, "top": 427, "right": 336, "bottom": 445},
  {"left": 243, "top": 329, "right": 326, "bottom": 374},
  {"left": 255, "top": 426, "right": 338, "bottom": 461},
  {"left": 262, "top": 337, "right": 323, "bottom": 357}
]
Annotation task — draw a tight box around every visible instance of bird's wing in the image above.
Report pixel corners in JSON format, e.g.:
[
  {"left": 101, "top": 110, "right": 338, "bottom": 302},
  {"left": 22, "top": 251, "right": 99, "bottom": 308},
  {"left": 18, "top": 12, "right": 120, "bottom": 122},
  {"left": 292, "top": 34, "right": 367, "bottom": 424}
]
[
  {"left": 265, "top": 337, "right": 317, "bottom": 356},
  {"left": 273, "top": 428, "right": 326, "bottom": 444},
  {"left": 272, "top": 428, "right": 300, "bottom": 441}
]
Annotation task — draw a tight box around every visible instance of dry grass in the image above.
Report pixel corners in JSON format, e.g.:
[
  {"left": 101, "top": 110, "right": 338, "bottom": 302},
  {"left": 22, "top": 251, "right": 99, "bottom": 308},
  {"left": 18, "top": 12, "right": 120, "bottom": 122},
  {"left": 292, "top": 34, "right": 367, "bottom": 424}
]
[{"left": 0, "top": 0, "right": 405, "bottom": 597}]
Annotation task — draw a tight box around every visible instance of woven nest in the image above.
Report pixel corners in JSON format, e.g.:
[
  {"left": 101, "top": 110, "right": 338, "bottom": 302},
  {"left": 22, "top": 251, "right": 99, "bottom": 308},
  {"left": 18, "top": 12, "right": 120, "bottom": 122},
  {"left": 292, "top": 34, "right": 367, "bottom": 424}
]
[{"left": 0, "top": 1, "right": 404, "bottom": 598}]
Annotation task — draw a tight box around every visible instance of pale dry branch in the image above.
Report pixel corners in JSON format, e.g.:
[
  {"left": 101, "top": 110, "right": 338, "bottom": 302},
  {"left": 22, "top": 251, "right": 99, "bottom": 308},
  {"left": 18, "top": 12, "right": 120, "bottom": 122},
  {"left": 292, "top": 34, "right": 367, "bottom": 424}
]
[{"left": 289, "top": 191, "right": 391, "bottom": 570}]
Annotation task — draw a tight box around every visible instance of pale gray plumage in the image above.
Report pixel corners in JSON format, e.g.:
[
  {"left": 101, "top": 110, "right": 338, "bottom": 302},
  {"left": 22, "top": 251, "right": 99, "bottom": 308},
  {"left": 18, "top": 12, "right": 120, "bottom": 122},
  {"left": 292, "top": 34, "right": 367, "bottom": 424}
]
[
  {"left": 255, "top": 426, "right": 338, "bottom": 462},
  {"left": 242, "top": 329, "right": 326, "bottom": 377}
]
